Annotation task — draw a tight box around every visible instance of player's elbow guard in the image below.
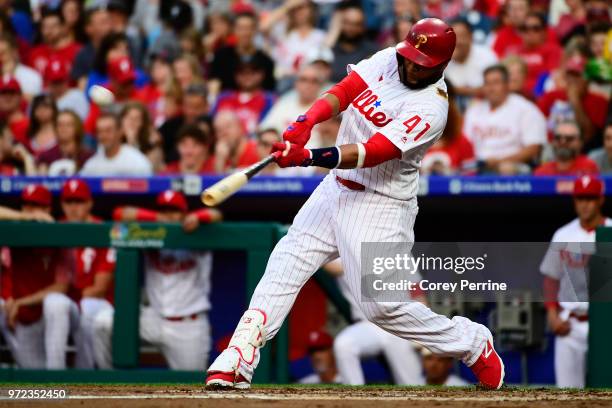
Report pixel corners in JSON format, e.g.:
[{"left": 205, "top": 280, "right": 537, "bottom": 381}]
[{"left": 359, "top": 133, "right": 402, "bottom": 168}]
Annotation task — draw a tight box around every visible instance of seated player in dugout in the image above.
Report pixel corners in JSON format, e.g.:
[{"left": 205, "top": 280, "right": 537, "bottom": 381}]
[
  {"left": 298, "top": 330, "right": 342, "bottom": 384},
  {"left": 92, "top": 191, "right": 221, "bottom": 370},
  {"left": 207, "top": 18, "right": 505, "bottom": 391},
  {"left": 0, "top": 184, "right": 72, "bottom": 369},
  {"left": 60, "top": 179, "right": 116, "bottom": 369}
]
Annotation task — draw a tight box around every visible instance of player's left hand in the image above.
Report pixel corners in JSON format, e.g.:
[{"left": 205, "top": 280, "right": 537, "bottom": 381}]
[
  {"left": 282, "top": 115, "right": 313, "bottom": 146},
  {"left": 271, "top": 142, "right": 310, "bottom": 168}
]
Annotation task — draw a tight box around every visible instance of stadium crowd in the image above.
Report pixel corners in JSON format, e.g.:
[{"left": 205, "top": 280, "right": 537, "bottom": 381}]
[{"left": 0, "top": 0, "right": 607, "bottom": 178}]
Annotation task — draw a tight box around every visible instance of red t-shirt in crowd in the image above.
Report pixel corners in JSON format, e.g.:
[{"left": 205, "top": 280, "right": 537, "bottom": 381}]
[
  {"left": 227, "top": 140, "right": 260, "bottom": 171},
  {"left": 1, "top": 247, "right": 71, "bottom": 324},
  {"left": 515, "top": 42, "right": 562, "bottom": 96},
  {"left": 0, "top": 162, "right": 17, "bottom": 175},
  {"left": 9, "top": 117, "right": 30, "bottom": 148},
  {"left": 534, "top": 156, "right": 599, "bottom": 176},
  {"left": 422, "top": 134, "right": 476, "bottom": 174},
  {"left": 161, "top": 157, "right": 216, "bottom": 175},
  {"left": 214, "top": 91, "right": 276, "bottom": 135},
  {"left": 493, "top": 26, "right": 558, "bottom": 58},
  {"left": 538, "top": 89, "right": 609, "bottom": 133},
  {"left": 27, "top": 42, "right": 82, "bottom": 76}
]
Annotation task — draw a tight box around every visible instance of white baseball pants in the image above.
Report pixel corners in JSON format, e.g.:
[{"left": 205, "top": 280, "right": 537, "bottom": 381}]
[
  {"left": 93, "top": 306, "right": 211, "bottom": 370},
  {"left": 555, "top": 318, "right": 588, "bottom": 388},
  {"left": 249, "top": 175, "right": 488, "bottom": 366},
  {"left": 334, "top": 320, "right": 423, "bottom": 385}
]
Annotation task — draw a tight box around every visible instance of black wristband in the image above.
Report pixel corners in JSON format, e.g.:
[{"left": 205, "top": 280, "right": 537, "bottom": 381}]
[{"left": 303, "top": 146, "right": 341, "bottom": 169}]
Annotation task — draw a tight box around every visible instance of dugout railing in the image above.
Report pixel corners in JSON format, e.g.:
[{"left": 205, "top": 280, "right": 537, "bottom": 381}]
[{"left": 0, "top": 221, "right": 289, "bottom": 383}]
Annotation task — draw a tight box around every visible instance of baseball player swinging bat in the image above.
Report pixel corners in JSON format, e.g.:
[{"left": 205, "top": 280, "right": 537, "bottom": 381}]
[{"left": 201, "top": 152, "right": 281, "bottom": 206}]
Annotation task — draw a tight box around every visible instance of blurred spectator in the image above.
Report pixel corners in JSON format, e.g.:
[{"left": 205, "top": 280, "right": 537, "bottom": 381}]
[
  {"left": 298, "top": 330, "right": 341, "bottom": 384},
  {"left": 209, "top": 12, "right": 276, "bottom": 96},
  {"left": 464, "top": 65, "right": 547, "bottom": 174},
  {"left": 260, "top": 63, "right": 325, "bottom": 148},
  {"left": 255, "top": 128, "right": 282, "bottom": 175},
  {"left": 304, "top": 47, "right": 335, "bottom": 88},
  {"left": 107, "top": 0, "right": 143, "bottom": 69},
  {"left": 327, "top": 4, "right": 378, "bottom": 83},
  {"left": 422, "top": 86, "right": 476, "bottom": 175},
  {"left": 95, "top": 190, "right": 222, "bottom": 370},
  {"left": 119, "top": 102, "right": 164, "bottom": 172},
  {"left": 422, "top": 0, "right": 463, "bottom": 21},
  {"left": 86, "top": 32, "right": 146, "bottom": 94},
  {"left": 0, "top": 33, "right": 43, "bottom": 99},
  {"left": 71, "top": 8, "right": 112, "bottom": 88},
  {"left": 538, "top": 55, "right": 609, "bottom": 149},
  {"left": 588, "top": 124, "right": 612, "bottom": 173},
  {"left": 147, "top": 0, "right": 193, "bottom": 74},
  {"left": 317, "top": 116, "right": 340, "bottom": 148},
  {"left": 502, "top": 55, "right": 529, "bottom": 98},
  {"left": 213, "top": 110, "right": 259, "bottom": 172},
  {"left": 379, "top": 1, "right": 420, "bottom": 46},
  {"left": 0, "top": 0, "right": 33, "bottom": 44},
  {"left": 534, "top": 120, "right": 598, "bottom": 175},
  {"left": 0, "top": 122, "right": 35, "bottom": 175},
  {"left": 202, "top": 11, "right": 234, "bottom": 58},
  {"left": 80, "top": 113, "right": 152, "bottom": 176},
  {"left": 0, "top": 76, "right": 29, "bottom": 146},
  {"left": 513, "top": 13, "right": 563, "bottom": 97},
  {"left": 555, "top": 0, "right": 587, "bottom": 42},
  {"left": 446, "top": 19, "right": 498, "bottom": 107},
  {"left": 44, "top": 58, "right": 89, "bottom": 120},
  {"left": 263, "top": 0, "right": 326, "bottom": 91},
  {"left": 213, "top": 59, "right": 277, "bottom": 135},
  {"left": 162, "top": 124, "right": 215, "bottom": 174},
  {"left": 137, "top": 51, "right": 180, "bottom": 128},
  {"left": 28, "top": 9, "right": 82, "bottom": 77},
  {"left": 159, "top": 83, "right": 209, "bottom": 163},
  {"left": 493, "top": 0, "right": 530, "bottom": 57},
  {"left": 178, "top": 28, "right": 206, "bottom": 67},
  {"left": 585, "top": 23, "right": 612, "bottom": 84},
  {"left": 421, "top": 349, "right": 468, "bottom": 386},
  {"left": 0, "top": 184, "right": 73, "bottom": 369},
  {"left": 60, "top": 0, "right": 87, "bottom": 45},
  {"left": 84, "top": 55, "right": 140, "bottom": 135},
  {"left": 172, "top": 53, "right": 204, "bottom": 91},
  {"left": 27, "top": 94, "right": 58, "bottom": 156},
  {"left": 37, "top": 110, "right": 92, "bottom": 176}
]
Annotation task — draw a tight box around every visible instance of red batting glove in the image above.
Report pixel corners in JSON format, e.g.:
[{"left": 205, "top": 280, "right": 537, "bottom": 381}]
[
  {"left": 271, "top": 142, "right": 310, "bottom": 168},
  {"left": 282, "top": 115, "right": 313, "bottom": 146}
]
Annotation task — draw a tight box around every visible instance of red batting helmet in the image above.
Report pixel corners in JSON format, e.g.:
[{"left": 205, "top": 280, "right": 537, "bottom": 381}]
[{"left": 396, "top": 18, "right": 456, "bottom": 68}]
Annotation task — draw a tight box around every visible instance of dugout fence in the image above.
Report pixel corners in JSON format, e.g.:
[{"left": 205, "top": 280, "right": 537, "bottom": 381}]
[{"left": 0, "top": 221, "right": 289, "bottom": 383}]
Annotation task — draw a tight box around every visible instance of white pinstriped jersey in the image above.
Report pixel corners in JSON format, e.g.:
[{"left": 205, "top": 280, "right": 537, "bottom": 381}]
[
  {"left": 540, "top": 217, "right": 612, "bottom": 314},
  {"left": 333, "top": 47, "right": 449, "bottom": 200}
]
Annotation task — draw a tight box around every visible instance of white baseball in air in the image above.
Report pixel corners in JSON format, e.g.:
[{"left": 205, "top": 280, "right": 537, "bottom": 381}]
[{"left": 89, "top": 85, "right": 115, "bottom": 106}]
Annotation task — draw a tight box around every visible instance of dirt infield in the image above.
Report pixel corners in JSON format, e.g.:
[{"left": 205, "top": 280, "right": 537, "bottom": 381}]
[{"left": 1, "top": 385, "right": 611, "bottom": 408}]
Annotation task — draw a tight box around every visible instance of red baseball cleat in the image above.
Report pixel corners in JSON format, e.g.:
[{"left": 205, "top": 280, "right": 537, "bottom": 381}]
[
  {"left": 469, "top": 337, "right": 505, "bottom": 389},
  {"left": 206, "top": 372, "right": 250, "bottom": 389}
]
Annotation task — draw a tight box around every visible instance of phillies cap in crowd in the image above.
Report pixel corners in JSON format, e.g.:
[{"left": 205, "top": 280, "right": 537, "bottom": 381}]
[
  {"left": 157, "top": 190, "right": 188, "bottom": 212},
  {"left": 565, "top": 55, "right": 586, "bottom": 74},
  {"left": 573, "top": 175, "right": 604, "bottom": 198},
  {"left": 44, "top": 59, "right": 69, "bottom": 83},
  {"left": 0, "top": 75, "right": 21, "bottom": 93},
  {"left": 61, "top": 179, "right": 92, "bottom": 202},
  {"left": 307, "top": 330, "right": 333, "bottom": 352},
  {"left": 107, "top": 56, "right": 137, "bottom": 84},
  {"left": 21, "top": 184, "right": 52, "bottom": 207}
]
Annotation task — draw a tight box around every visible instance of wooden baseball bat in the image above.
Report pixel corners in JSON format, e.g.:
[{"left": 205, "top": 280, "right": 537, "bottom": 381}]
[{"left": 201, "top": 151, "right": 281, "bottom": 206}]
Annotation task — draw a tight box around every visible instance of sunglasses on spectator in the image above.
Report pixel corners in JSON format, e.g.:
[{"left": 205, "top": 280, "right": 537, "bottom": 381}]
[
  {"left": 519, "top": 25, "right": 543, "bottom": 32},
  {"left": 297, "top": 76, "right": 321, "bottom": 84},
  {"left": 553, "top": 134, "right": 579, "bottom": 143}
]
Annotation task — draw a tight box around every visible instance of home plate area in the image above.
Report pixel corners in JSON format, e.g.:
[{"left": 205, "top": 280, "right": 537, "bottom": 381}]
[{"left": 2, "top": 385, "right": 612, "bottom": 408}]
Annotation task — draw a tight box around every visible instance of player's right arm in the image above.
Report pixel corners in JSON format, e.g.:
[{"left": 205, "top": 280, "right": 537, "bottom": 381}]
[
  {"left": 282, "top": 71, "right": 368, "bottom": 146},
  {"left": 113, "top": 207, "right": 162, "bottom": 222}
]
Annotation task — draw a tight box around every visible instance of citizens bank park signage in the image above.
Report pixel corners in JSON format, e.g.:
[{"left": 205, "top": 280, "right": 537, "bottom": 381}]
[{"left": 110, "top": 223, "right": 167, "bottom": 248}]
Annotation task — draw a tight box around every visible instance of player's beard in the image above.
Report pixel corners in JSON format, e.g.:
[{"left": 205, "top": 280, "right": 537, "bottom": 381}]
[
  {"left": 396, "top": 53, "right": 445, "bottom": 89},
  {"left": 554, "top": 146, "right": 577, "bottom": 161}
]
